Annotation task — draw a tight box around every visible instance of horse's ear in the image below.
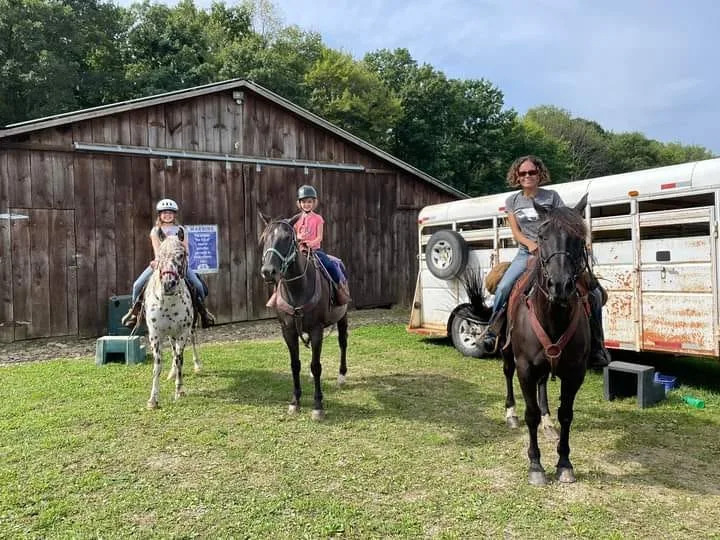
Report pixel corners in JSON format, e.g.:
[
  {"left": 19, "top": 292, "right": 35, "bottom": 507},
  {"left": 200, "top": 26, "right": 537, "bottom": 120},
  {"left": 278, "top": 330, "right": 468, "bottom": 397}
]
[
  {"left": 258, "top": 211, "right": 270, "bottom": 229},
  {"left": 532, "top": 198, "right": 548, "bottom": 219},
  {"left": 574, "top": 193, "right": 588, "bottom": 214},
  {"left": 288, "top": 212, "right": 301, "bottom": 227}
]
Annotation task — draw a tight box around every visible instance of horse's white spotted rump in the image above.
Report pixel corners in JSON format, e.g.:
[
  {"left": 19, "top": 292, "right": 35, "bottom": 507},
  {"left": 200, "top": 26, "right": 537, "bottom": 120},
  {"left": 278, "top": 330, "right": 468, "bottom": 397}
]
[{"left": 144, "top": 236, "right": 199, "bottom": 409}]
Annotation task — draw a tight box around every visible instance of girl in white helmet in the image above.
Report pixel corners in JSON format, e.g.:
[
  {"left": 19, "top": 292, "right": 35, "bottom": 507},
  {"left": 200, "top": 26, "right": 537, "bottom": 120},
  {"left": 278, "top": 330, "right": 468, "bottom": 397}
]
[{"left": 122, "top": 198, "right": 215, "bottom": 328}]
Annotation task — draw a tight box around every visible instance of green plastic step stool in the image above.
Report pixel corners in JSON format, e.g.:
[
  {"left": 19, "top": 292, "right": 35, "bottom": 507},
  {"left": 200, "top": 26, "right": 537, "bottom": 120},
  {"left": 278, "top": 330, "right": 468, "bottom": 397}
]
[{"left": 95, "top": 335, "right": 147, "bottom": 365}]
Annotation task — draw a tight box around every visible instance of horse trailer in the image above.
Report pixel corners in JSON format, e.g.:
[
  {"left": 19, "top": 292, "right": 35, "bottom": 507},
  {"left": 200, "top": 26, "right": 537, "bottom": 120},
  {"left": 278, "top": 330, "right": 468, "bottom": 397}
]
[{"left": 408, "top": 157, "right": 720, "bottom": 360}]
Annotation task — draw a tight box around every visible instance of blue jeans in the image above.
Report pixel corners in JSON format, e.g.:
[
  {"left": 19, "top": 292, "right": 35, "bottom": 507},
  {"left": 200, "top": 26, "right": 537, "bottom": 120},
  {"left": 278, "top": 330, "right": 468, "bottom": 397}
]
[
  {"left": 315, "top": 249, "right": 344, "bottom": 284},
  {"left": 132, "top": 266, "right": 206, "bottom": 302},
  {"left": 492, "top": 247, "right": 531, "bottom": 314},
  {"left": 491, "top": 247, "right": 604, "bottom": 322}
]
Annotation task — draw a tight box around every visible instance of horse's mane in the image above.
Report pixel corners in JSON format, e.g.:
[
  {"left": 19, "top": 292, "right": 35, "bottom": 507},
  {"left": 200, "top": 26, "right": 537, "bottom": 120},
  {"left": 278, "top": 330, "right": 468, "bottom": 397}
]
[
  {"left": 259, "top": 216, "right": 298, "bottom": 246},
  {"left": 158, "top": 235, "right": 185, "bottom": 258},
  {"left": 539, "top": 206, "right": 587, "bottom": 240}
]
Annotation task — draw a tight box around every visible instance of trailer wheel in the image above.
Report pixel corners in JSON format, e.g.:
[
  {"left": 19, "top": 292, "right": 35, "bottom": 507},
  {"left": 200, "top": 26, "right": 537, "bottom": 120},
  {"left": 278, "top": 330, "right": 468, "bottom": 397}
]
[
  {"left": 450, "top": 310, "right": 484, "bottom": 358},
  {"left": 425, "top": 230, "right": 468, "bottom": 279}
]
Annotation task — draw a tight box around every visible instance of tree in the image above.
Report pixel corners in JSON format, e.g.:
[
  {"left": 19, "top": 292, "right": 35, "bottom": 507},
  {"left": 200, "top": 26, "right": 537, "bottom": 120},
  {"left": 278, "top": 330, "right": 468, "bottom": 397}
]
[
  {"left": 366, "top": 48, "right": 516, "bottom": 195},
  {"left": 0, "top": 0, "right": 128, "bottom": 124},
  {"left": 304, "top": 48, "right": 402, "bottom": 147},
  {"left": 525, "top": 106, "right": 613, "bottom": 179}
]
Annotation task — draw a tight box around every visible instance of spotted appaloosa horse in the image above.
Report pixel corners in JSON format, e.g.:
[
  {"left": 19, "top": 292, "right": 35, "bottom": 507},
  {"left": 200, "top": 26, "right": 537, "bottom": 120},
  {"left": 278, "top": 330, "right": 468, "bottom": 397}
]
[
  {"left": 144, "top": 236, "right": 199, "bottom": 409},
  {"left": 259, "top": 214, "right": 348, "bottom": 421}
]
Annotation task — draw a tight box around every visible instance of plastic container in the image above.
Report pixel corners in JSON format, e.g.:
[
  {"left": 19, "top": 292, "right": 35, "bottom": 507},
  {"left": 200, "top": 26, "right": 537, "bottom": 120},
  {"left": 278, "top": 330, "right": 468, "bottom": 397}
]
[
  {"left": 682, "top": 395, "right": 705, "bottom": 409},
  {"left": 653, "top": 373, "right": 678, "bottom": 395}
]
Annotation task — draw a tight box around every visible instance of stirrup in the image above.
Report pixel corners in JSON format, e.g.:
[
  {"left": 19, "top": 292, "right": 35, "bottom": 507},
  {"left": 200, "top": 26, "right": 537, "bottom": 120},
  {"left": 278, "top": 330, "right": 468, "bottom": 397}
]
[{"left": 121, "top": 311, "right": 137, "bottom": 328}]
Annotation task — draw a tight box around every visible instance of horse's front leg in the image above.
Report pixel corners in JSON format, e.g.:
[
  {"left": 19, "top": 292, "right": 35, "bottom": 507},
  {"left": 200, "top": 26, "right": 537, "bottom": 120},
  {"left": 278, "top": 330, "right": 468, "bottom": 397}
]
[
  {"left": 147, "top": 332, "right": 163, "bottom": 409},
  {"left": 517, "top": 365, "right": 546, "bottom": 485},
  {"left": 189, "top": 327, "right": 202, "bottom": 374},
  {"left": 309, "top": 327, "right": 325, "bottom": 421},
  {"left": 556, "top": 375, "right": 583, "bottom": 483},
  {"left": 171, "top": 336, "right": 186, "bottom": 401},
  {"left": 282, "top": 323, "right": 302, "bottom": 414},
  {"left": 538, "top": 375, "right": 559, "bottom": 441},
  {"left": 502, "top": 347, "right": 519, "bottom": 428},
  {"left": 337, "top": 314, "right": 348, "bottom": 387}
]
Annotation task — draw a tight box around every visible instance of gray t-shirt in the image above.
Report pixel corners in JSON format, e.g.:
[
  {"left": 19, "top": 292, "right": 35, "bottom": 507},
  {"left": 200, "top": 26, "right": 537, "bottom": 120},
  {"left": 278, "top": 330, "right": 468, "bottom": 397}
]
[{"left": 505, "top": 188, "right": 564, "bottom": 243}]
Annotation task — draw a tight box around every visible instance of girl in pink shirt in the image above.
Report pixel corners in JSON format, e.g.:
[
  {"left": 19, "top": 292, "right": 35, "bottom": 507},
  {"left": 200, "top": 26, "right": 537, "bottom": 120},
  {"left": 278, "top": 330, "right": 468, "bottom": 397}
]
[{"left": 266, "top": 185, "right": 350, "bottom": 306}]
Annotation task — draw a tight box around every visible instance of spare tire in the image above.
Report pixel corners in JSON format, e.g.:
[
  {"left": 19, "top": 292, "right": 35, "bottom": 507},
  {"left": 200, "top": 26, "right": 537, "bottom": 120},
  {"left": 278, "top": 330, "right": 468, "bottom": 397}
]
[{"left": 425, "top": 230, "right": 468, "bottom": 279}]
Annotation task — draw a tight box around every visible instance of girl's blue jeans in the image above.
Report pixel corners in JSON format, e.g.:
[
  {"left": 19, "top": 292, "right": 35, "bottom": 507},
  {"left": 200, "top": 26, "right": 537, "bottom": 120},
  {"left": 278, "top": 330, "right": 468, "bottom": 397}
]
[{"left": 132, "top": 266, "right": 206, "bottom": 303}]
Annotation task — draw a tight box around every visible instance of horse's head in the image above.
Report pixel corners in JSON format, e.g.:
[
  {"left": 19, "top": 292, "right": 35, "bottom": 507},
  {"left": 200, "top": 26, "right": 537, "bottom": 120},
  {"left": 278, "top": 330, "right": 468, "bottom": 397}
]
[
  {"left": 533, "top": 194, "right": 588, "bottom": 305},
  {"left": 259, "top": 213, "right": 300, "bottom": 284},
  {"left": 157, "top": 236, "right": 188, "bottom": 295}
]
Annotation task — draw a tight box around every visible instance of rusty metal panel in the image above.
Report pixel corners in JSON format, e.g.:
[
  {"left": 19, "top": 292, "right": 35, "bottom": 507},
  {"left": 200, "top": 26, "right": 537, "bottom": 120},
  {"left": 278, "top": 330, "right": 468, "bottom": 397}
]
[
  {"left": 640, "top": 237, "right": 711, "bottom": 264},
  {"left": 603, "top": 293, "right": 636, "bottom": 345},
  {"left": 641, "top": 264, "right": 712, "bottom": 293},
  {"left": 641, "top": 293, "right": 716, "bottom": 355}
]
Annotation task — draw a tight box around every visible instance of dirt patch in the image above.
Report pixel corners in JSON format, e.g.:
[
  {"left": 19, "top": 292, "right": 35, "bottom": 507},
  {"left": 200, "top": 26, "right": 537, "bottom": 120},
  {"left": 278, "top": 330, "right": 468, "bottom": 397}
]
[{"left": 0, "top": 307, "right": 409, "bottom": 365}]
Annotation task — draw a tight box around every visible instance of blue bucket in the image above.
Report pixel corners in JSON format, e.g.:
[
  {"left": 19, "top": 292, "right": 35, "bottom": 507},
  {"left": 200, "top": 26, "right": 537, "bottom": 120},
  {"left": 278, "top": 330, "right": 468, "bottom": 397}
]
[{"left": 654, "top": 373, "right": 678, "bottom": 394}]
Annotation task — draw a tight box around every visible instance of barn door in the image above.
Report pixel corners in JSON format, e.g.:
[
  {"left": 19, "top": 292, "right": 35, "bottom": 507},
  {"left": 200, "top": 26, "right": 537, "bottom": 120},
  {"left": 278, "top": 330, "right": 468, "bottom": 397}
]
[{"left": 0, "top": 209, "right": 78, "bottom": 341}]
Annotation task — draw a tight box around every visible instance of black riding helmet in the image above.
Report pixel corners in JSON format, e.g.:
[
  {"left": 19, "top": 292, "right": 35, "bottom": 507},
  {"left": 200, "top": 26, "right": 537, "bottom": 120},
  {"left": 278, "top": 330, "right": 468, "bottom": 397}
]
[{"left": 297, "top": 185, "right": 318, "bottom": 200}]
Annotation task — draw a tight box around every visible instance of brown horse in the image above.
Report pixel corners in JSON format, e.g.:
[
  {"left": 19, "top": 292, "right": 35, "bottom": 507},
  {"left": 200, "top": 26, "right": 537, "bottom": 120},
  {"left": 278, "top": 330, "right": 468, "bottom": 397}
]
[
  {"left": 465, "top": 195, "right": 591, "bottom": 485},
  {"left": 259, "top": 214, "right": 348, "bottom": 420},
  {"left": 511, "top": 195, "right": 591, "bottom": 485}
]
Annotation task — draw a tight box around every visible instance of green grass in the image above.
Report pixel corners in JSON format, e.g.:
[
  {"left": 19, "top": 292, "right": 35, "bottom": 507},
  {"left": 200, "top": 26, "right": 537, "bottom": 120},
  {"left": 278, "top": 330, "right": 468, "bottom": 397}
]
[{"left": 1, "top": 324, "right": 720, "bottom": 538}]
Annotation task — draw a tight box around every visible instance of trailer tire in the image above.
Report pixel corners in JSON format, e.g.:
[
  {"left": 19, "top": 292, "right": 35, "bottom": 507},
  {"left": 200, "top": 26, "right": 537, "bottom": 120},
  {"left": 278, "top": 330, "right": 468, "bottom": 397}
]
[
  {"left": 425, "top": 230, "right": 468, "bottom": 280},
  {"left": 450, "top": 308, "right": 484, "bottom": 358}
]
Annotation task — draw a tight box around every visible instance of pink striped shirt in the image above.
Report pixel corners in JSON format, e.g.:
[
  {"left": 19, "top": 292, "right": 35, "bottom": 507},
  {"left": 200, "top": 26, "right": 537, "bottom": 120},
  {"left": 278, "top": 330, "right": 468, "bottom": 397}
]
[{"left": 294, "top": 211, "right": 324, "bottom": 250}]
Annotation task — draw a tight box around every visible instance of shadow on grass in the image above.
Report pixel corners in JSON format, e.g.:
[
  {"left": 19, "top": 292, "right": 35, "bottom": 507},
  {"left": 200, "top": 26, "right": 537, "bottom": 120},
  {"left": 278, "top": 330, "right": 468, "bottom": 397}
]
[{"left": 202, "top": 366, "right": 519, "bottom": 448}]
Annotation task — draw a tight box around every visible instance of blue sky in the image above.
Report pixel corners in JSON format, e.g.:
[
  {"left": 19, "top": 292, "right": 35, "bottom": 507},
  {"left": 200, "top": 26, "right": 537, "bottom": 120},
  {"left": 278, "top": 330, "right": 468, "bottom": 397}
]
[{"left": 122, "top": 0, "right": 720, "bottom": 154}]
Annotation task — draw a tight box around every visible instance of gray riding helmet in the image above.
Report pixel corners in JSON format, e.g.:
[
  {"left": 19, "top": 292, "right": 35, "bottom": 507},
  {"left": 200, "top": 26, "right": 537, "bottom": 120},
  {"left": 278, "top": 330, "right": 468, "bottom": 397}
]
[{"left": 297, "top": 185, "right": 318, "bottom": 200}]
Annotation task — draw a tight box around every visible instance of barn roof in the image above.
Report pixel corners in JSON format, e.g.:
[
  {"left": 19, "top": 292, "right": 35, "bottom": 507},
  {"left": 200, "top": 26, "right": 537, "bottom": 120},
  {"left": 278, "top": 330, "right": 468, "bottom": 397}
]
[{"left": 0, "top": 79, "right": 467, "bottom": 199}]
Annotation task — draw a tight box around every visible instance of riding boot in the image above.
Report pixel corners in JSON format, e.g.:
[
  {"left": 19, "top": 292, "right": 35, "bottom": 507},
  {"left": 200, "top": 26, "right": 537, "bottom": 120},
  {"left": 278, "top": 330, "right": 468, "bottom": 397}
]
[
  {"left": 121, "top": 298, "right": 143, "bottom": 328},
  {"left": 195, "top": 295, "right": 215, "bottom": 328},
  {"left": 478, "top": 308, "right": 505, "bottom": 354},
  {"left": 587, "top": 287, "right": 611, "bottom": 368},
  {"left": 588, "top": 313, "right": 611, "bottom": 369}
]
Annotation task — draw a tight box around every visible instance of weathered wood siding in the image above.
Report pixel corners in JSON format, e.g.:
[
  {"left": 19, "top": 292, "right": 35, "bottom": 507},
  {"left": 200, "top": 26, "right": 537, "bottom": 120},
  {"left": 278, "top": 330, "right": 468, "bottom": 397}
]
[{"left": 0, "top": 89, "right": 456, "bottom": 341}]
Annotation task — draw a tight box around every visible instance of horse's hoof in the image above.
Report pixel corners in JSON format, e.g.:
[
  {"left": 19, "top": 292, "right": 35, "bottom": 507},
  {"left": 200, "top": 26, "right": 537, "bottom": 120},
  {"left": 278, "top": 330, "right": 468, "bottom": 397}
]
[
  {"left": 337, "top": 374, "right": 346, "bottom": 387},
  {"left": 147, "top": 400, "right": 159, "bottom": 410},
  {"left": 288, "top": 404, "right": 299, "bottom": 415},
  {"left": 311, "top": 409, "right": 325, "bottom": 421},
  {"left": 174, "top": 390, "right": 186, "bottom": 401},
  {"left": 193, "top": 366, "right": 202, "bottom": 374},
  {"left": 528, "top": 470, "right": 548, "bottom": 486},
  {"left": 543, "top": 425, "right": 560, "bottom": 441},
  {"left": 557, "top": 467, "right": 576, "bottom": 483},
  {"left": 506, "top": 416, "right": 520, "bottom": 429}
]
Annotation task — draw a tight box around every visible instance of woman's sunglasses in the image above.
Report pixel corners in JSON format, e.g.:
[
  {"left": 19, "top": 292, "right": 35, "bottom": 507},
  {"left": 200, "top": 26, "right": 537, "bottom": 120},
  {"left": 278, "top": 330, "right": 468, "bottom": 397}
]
[{"left": 517, "top": 169, "right": 539, "bottom": 177}]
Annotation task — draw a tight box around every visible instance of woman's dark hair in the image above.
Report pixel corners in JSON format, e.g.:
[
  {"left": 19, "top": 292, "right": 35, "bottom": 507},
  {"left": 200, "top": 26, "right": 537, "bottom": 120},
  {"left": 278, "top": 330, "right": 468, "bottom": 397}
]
[{"left": 506, "top": 155, "right": 551, "bottom": 188}]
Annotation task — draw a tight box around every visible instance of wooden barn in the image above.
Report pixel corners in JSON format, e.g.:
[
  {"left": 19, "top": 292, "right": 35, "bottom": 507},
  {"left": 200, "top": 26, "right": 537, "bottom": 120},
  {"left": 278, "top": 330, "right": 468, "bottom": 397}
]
[{"left": 0, "top": 79, "right": 464, "bottom": 342}]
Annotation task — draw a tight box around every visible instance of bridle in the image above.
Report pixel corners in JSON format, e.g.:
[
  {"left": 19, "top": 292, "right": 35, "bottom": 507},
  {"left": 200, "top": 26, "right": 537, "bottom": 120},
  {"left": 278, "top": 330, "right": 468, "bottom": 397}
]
[
  {"left": 535, "top": 231, "right": 588, "bottom": 305},
  {"left": 262, "top": 220, "right": 310, "bottom": 283},
  {"left": 527, "top": 229, "right": 591, "bottom": 375}
]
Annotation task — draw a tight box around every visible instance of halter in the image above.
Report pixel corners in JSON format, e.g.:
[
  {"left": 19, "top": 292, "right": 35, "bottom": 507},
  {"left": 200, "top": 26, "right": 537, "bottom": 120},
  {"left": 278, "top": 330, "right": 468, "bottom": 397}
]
[{"left": 263, "top": 221, "right": 299, "bottom": 276}]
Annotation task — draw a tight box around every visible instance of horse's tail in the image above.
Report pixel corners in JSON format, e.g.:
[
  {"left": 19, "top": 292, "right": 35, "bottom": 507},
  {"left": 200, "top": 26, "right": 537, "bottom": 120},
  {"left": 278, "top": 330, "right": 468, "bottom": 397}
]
[{"left": 460, "top": 266, "right": 493, "bottom": 322}]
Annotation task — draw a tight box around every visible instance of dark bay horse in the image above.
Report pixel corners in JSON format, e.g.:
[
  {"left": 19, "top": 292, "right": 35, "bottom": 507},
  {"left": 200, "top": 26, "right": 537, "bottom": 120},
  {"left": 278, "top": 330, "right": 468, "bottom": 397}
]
[
  {"left": 465, "top": 195, "right": 591, "bottom": 485},
  {"left": 259, "top": 214, "right": 348, "bottom": 421}
]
